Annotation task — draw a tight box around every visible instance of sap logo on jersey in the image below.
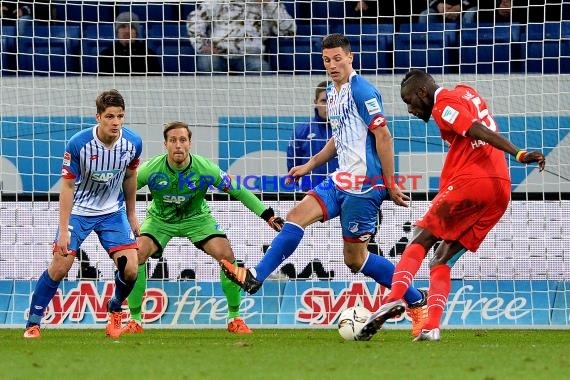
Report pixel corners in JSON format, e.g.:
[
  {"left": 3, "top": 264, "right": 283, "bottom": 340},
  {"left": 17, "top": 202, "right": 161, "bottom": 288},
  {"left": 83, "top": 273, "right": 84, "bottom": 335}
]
[
  {"left": 163, "top": 194, "right": 189, "bottom": 204},
  {"left": 91, "top": 170, "right": 119, "bottom": 183}
]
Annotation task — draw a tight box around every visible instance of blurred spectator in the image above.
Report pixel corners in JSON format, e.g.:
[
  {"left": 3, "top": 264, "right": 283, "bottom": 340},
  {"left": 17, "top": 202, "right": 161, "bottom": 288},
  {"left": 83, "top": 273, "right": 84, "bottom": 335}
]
[
  {"left": 347, "top": 1, "right": 387, "bottom": 23},
  {"left": 478, "top": 0, "right": 517, "bottom": 22},
  {"left": 419, "top": 0, "right": 478, "bottom": 24},
  {"left": 1, "top": 1, "right": 51, "bottom": 28},
  {"left": 98, "top": 12, "right": 161, "bottom": 75},
  {"left": 15, "top": 2, "right": 32, "bottom": 33},
  {"left": 348, "top": 2, "right": 429, "bottom": 27},
  {"left": 479, "top": 0, "right": 562, "bottom": 23},
  {"left": 186, "top": 0, "right": 295, "bottom": 74},
  {"left": 32, "top": 1, "right": 52, "bottom": 24},
  {"left": 286, "top": 81, "right": 338, "bottom": 191},
  {"left": 1, "top": 2, "right": 15, "bottom": 23}
]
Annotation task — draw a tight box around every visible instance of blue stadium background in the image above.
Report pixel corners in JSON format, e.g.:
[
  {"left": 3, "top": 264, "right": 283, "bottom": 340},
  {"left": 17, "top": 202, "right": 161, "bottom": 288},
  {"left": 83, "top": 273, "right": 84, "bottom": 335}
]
[{"left": 1, "top": 1, "right": 569, "bottom": 75}]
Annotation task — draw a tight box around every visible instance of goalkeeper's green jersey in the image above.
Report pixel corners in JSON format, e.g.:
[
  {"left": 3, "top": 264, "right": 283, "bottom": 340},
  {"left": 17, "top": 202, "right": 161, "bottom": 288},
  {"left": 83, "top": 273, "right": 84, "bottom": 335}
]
[{"left": 137, "top": 154, "right": 267, "bottom": 223}]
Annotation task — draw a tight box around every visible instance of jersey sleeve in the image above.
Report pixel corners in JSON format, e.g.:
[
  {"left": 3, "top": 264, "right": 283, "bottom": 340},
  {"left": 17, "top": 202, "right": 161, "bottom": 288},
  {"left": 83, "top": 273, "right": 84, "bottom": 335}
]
[
  {"left": 61, "top": 138, "right": 80, "bottom": 179},
  {"left": 128, "top": 133, "right": 143, "bottom": 170},
  {"left": 351, "top": 78, "right": 387, "bottom": 130},
  {"left": 433, "top": 96, "right": 477, "bottom": 136},
  {"left": 197, "top": 157, "right": 267, "bottom": 216}
]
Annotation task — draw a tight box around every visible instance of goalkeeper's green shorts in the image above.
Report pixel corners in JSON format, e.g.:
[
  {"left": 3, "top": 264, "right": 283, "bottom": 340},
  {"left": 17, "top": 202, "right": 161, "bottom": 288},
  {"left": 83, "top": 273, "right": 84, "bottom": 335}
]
[{"left": 140, "top": 213, "right": 226, "bottom": 258}]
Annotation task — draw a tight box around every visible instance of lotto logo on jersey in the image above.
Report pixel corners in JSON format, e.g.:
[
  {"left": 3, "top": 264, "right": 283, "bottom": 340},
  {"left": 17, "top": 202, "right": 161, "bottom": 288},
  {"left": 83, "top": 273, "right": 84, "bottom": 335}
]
[
  {"left": 61, "top": 167, "right": 74, "bottom": 179},
  {"left": 91, "top": 170, "right": 120, "bottom": 183},
  {"left": 371, "top": 115, "right": 386, "bottom": 128}
]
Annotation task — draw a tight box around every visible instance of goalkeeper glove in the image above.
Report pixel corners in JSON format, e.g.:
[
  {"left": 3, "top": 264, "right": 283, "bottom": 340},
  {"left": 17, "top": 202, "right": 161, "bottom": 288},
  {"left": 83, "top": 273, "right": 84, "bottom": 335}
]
[{"left": 260, "top": 207, "right": 284, "bottom": 232}]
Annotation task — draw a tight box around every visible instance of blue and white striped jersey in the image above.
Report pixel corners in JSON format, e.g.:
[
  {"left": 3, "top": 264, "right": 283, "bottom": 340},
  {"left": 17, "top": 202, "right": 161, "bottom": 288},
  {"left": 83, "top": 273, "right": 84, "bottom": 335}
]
[
  {"left": 327, "top": 71, "right": 388, "bottom": 193},
  {"left": 61, "top": 126, "right": 142, "bottom": 216}
]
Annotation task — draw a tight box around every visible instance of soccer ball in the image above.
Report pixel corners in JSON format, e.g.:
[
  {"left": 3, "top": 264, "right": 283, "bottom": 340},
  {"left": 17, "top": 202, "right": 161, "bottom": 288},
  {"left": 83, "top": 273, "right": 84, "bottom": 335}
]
[{"left": 337, "top": 306, "right": 372, "bottom": 341}]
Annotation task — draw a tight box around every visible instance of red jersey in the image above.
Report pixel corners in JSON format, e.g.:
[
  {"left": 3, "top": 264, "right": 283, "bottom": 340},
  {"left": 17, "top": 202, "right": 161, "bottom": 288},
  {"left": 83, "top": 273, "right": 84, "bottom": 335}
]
[{"left": 432, "top": 85, "right": 510, "bottom": 189}]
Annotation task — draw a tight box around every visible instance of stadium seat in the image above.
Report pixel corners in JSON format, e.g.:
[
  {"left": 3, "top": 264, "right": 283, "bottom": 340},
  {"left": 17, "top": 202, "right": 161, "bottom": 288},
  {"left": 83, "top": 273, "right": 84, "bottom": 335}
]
[
  {"left": 460, "top": 23, "right": 522, "bottom": 74},
  {"left": 179, "top": 3, "right": 197, "bottom": 20},
  {"left": 267, "top": 36, "right": 323, "bottom": 74},
  {"left": 523, "top": 22, "right": 563, "bottom": 74},
  {"left": 282, "top": 1, "right": 297, "bottom": 20},
  {"left": 312, "top": 22, "right": 332, "bottom": 38},
  {"left": 562, "top": 21, "right": 570, "bottom": 73},
  {"left": 337, "top": 23, "right": 394, "bottom": 74},
  {"left": 81, "top": 24, "right": 115, "bottom": 74},
  {"left": 523, "top": 21, "right": 570, "bottom": 74},
  {"left": 16, "top": 25, "right": 81, "bottom": 76},
  {"left": 395, "top": 23, "right": 459, "bottom": 74},
  {"left": 1, "top": 26, "right": 16, "bottom": 75},
  {"left": 117, "top": 3, "right": 175, "bottom": 22},
  {"left": 55, "top": 1, "right": 115, "bottom": 25},
  {"left": 147, "top": 23, "right": 195, "bottom": 74},
  {"left": 311, "top": 0, "right": 345, "bottom": 23}
]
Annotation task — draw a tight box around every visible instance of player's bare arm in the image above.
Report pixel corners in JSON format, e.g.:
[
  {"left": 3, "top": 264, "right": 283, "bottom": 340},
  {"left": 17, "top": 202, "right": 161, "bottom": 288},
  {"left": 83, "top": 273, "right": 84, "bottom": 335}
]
[
  {"left": 467, "top": 122, "right": 546, "bottom": 171},
  {"left": 289, "top": 137, "right": 337, "bottom": 180},
  {"left": 56, "top": 177, "right": 75, "bottom": 257},
  {"left": 123, "top": 167, "right": 140, "bottom": 236},
  {"left": 371, "top": 126, "right": 410, "bottom": 207}
]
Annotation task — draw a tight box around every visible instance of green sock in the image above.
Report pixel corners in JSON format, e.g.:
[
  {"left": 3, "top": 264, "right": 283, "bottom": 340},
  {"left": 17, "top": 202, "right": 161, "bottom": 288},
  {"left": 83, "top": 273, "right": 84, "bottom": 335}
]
[
  {"left": 220, "top": 263, "right": 241, "bottom": 320},
  {"left": 127, "top": 263, "right": 147, "bottom": 322}
]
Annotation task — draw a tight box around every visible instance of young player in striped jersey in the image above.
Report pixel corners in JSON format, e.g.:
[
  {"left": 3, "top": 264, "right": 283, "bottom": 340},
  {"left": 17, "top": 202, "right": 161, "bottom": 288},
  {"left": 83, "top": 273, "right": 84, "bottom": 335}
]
[
  {"left": 24, "top": 89, "right": 143, "bottom": 339},
  {"left": 222, "top": 34, "right": 428, "bottom": 338},
  {"left": 360, "top": 69, "right": 546, "bottom": 341},
  {"left": 121, "top": 121, "right": 283, "bottom": 334}
]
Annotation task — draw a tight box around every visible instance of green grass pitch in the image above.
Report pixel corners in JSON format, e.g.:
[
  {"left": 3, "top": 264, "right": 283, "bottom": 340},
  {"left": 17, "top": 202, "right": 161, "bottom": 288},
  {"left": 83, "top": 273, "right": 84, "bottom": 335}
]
[{"left": 1, "top": 329, "right": 568, "bottom": 380}]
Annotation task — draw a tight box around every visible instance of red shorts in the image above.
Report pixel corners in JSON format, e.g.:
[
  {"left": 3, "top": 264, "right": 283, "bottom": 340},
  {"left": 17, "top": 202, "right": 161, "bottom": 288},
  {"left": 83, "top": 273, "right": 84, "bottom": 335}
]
[{"left": 416, "top": 177, "right": 510, "bottom": 252}]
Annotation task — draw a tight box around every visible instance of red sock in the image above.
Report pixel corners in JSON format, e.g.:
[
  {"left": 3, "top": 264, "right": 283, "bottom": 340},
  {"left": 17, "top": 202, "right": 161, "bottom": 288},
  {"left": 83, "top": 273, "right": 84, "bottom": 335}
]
[
  {"left": 423, "top": 264, "right": 451, "bottom": 330},
  {"left": 386, "top": 243, "right": 427, "bottom": 302}
]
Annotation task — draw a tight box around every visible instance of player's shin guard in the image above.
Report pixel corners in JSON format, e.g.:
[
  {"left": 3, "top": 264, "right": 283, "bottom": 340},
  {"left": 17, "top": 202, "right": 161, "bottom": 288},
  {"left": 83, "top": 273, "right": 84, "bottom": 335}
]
[
  {"left": 387, "top": 243, "right": 428, "bottom": 303},
  {"left": 26, "top": 270, "right": 60, "bottom": 327},
  {"left": 423, "top": 264, "right": 451, "bottom": 330},
  {"left": 221, "top": 264, "right": 242, "bottom": 319},
  {"left": 126, "top": 264, "right": 146, "bottom": 322},
  {"left": 254, "top": 222, "right": 304, "bottom": 282}
]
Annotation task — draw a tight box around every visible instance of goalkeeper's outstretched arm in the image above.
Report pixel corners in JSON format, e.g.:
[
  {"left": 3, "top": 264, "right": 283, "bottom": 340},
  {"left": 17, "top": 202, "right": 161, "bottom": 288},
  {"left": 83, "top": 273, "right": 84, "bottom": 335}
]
[{"left": 223, "top": 177, "right": 284, "bottom": 232}]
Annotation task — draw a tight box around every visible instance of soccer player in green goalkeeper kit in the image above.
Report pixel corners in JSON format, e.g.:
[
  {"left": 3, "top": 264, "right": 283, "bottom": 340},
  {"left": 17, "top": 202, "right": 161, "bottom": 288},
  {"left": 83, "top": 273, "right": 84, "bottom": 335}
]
[{"left": 122, "top": 121, "right": 283, "bottom": 334}]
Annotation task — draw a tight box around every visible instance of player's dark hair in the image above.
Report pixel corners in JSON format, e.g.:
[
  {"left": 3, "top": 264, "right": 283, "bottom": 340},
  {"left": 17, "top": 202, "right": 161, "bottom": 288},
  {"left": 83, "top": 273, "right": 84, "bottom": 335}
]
[
  {"left": 95, "top": 89, "right": 125, "bottom": 114},
  {"left": 322, "top": 33, "right": 351, "bottom": 54},
  {"left": 401, "top": 69, "right": 435, "bottom": 90},
  {"left": 163, "top": 121, "right": 192, "bottom": 141},
  {"left": 315, "top": 81, "right": 329, "bottom": 100}
]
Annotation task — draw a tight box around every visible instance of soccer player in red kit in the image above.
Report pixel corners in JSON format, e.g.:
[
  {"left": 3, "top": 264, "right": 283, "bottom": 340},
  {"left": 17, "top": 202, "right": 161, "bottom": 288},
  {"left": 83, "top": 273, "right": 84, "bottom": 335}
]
[{"left": 358, "top": 69, "right": 545, "bottom": 341}]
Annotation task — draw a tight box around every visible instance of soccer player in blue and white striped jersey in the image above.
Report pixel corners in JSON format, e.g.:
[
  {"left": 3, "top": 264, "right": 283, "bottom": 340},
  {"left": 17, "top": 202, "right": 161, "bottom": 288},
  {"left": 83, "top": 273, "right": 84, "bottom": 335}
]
[
  {"left": 222, "top": 34, "right": 429, "bottom": 338},
  {"left": 24, "top": 89, "right": 142, "bottom": 339}
]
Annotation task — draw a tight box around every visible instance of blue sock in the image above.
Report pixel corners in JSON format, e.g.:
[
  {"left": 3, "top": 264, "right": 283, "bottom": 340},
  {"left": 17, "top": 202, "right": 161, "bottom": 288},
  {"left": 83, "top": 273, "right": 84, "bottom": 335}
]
[
  {"left": 359, "top": 253, "right": 423, "bottom": 305},
  {"left": 108, "top": 271, "right": 137, "bottom": 312},
  {"left": 27, "top": 270, "right": 60, "bottom": 328},
  {"left": 254, "top": 222, "right": 304, "bottom": 282}
]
